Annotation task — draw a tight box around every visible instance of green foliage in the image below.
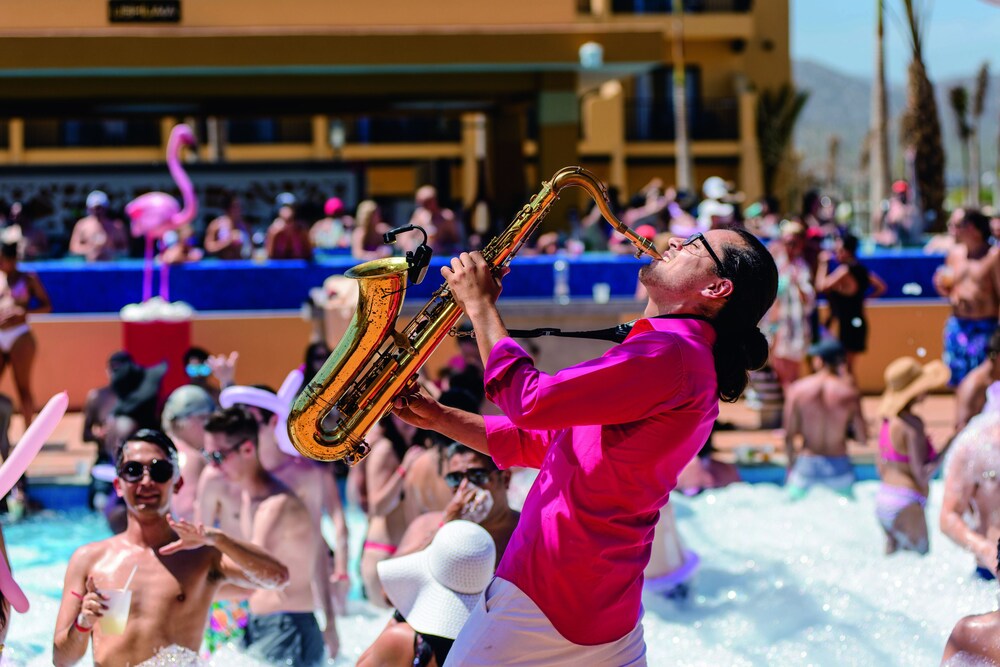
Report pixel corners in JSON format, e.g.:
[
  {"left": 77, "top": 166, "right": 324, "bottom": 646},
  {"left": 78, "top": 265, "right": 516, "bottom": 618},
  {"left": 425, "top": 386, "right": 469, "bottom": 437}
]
[{"left": 757, "top": 85, "right": 810, "bottom": 198}]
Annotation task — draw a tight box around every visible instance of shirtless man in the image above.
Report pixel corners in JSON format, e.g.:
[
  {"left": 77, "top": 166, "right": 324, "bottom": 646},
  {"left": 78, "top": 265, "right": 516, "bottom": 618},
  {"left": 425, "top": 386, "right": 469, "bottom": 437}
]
[
  {"left": 219, "top": 399, "right": 348, "bottom": 653},
  {"left": 407, "top": 185, "right": 463, "bottom": 255},
  {"left": 783, "top": 339, "right": 867, "bottom": 499},
  {"left": 196, "top": 424, "right": 345, "bottom": 655},
  {"left": 395, "top": 442, "right": 520, "bottom": 564},
  {"left": 203, "top": 407, "right": 326, "bottom": 666},
  {"left": 940, "top": 541, "right": 1000, "bottom": 665},
  {"left": 940, "top": 388, "right": 1000, "bottom": 581},
  {"left": 954, "top": 330, "right": 1000, "bottom": 433},
  {"left": 934, "top": 209, "right": 1000, "bottom": 387},
  {"left": 69, "top": 190, "right": 129, "bottom": 262},
  {"left": 52, "top": 429, "right": 289, "bottom": 667},
  {"left": 162, "top": 385, "right": 216, "bottom": 521}
]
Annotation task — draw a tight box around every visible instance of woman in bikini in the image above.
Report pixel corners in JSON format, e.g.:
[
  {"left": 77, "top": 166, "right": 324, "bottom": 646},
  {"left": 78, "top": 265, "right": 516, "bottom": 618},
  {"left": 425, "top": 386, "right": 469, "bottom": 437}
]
[
  {"left": 0, "top": 241, "right": 51, "bottom": 429},
  {"left": 359, "top": 415, "right": 423, "bottom": 607},
  {"left": 875, "top": 356, "right": 950, "bottom": 555}
]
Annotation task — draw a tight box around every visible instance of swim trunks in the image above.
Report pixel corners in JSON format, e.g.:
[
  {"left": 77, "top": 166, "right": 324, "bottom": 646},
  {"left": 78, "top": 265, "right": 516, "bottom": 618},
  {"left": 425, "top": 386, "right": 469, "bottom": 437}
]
[
  {"left": 943, "top": 316, "right": 999, "bottom": 387},
  {"left": 975, "top": 565, "right": 997, "bottom": 581},
  {"left": 243, "top": 611, "right": 324, "bottom": 667},
  {"left": 204, "top": 599, "right": 249, "bottom": 653},
  {"left": 786, "top": 455, "right": 855, "bottom": 500}
]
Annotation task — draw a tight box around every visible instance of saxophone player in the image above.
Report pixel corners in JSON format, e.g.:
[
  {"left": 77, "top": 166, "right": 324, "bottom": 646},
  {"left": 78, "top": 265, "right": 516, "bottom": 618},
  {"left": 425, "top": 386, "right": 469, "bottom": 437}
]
[{"left": 392, "top": 228, "right": 778, "bottom": 665}]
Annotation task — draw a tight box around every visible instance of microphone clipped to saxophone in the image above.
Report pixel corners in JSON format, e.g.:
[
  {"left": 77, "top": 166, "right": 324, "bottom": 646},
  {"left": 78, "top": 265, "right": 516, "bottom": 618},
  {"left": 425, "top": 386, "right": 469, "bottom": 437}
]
[{"left": 287, "top": 166, "right": 663, "bottom": 464}]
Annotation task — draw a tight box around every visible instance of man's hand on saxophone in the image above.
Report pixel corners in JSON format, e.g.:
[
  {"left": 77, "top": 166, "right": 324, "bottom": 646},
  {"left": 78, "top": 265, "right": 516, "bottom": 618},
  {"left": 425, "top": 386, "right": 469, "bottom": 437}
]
[
  {"left": 443, "top": 252, "right": 506, "bottom": 314},
  {"left": 443, "top": 252, "right": 511, "bottom": 369},
  {"left": 391, "top": 391, "right": 491, "bottom": 458}
]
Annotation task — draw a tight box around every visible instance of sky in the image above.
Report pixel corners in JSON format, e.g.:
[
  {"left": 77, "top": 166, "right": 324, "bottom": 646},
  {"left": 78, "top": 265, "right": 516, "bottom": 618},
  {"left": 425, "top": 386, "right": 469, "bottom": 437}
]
[{"left": 791, "top": 0, "right": 1000, "bottom": 84}]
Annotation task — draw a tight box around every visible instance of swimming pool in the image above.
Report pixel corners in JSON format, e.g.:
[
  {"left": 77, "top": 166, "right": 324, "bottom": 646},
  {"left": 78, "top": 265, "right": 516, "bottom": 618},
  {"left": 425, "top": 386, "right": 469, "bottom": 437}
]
[{"left": 2, "top": 480, "right": 995, "bottom": 666}]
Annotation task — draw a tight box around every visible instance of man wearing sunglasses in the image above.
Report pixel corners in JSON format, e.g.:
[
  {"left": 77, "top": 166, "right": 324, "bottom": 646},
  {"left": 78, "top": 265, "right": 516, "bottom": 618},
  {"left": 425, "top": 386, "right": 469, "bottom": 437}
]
[
  {"left": 198, "top": 397, "right": 349, "bottom": 659},
  {"left": 203, "top": 406, "right": 327, "bottom": 666},
  {"left": 394, "top": 228, "right": 778, "bottom": 665},
  {"left": 54, "top": 429, "right": 289, "bottom": 667},
  {"left": 396, "top": 442, "right": 520, "bottom": 564}
]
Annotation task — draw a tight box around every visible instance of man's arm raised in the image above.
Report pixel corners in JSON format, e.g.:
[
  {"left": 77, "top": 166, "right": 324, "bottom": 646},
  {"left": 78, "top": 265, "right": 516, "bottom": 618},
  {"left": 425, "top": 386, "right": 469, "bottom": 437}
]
[{"left": 160, "top": 517, "right": 289, "bottom": 590}]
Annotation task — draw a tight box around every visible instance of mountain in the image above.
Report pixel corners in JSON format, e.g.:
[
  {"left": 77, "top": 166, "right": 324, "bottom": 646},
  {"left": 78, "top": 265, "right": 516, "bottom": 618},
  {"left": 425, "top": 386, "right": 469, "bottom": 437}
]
[{"left": 792, "top": 59, "right": 999, "bottom": 190}]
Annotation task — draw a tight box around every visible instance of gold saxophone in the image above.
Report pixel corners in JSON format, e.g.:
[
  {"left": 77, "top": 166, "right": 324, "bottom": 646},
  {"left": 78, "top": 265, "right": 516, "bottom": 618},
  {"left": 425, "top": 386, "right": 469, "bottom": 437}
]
[{"left": 287, "top": 166, "right": 663, "bottom": 464}]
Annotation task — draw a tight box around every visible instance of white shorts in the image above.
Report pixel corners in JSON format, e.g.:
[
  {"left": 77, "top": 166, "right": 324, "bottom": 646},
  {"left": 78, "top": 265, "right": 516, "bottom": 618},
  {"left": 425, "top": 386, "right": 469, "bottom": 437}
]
[
  {"left": 0, "top": 323, "right": 29, "bottom": 354},
  {"left": 443, "top": 577, "right": 647, "bottom": 666}
]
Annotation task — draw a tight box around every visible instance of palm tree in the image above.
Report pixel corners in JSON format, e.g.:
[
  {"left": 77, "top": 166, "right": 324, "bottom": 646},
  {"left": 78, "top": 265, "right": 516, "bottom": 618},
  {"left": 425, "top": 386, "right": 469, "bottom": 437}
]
[
  {"left": 756, "top": 85, "right": 810, "bottom": 201},
  {"left": 870, "top": 0, "right": 891, "bottom": 234},
  {"left": 948, "top": 86, "right": 972, "bottom": 203},
  {"left": 970, "top": 62, "right": 990, "bottom": 206},
  {"left": 898, "top": 0, "right": 946, "bottom": 231}
]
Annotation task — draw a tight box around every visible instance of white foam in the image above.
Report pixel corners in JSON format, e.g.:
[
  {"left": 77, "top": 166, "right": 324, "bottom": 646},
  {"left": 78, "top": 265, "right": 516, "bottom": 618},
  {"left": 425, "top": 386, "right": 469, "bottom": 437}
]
[
  {"left": 3, "top": 482, "right": 997, "bottom": 666},
  {"left": 119, "top": 296, "right": 195, "bottom": 322}
]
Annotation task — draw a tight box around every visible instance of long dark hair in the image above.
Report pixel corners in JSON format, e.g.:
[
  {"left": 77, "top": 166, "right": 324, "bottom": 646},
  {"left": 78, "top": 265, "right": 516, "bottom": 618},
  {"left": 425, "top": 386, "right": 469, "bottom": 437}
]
[{"left": 713, "top": 229, "right": 778, "bottom": 402}]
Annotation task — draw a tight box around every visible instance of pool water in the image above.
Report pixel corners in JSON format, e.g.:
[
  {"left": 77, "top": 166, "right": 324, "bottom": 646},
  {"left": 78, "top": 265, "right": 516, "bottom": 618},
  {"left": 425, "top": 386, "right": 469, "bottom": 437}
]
[{"left": 2, "top": 480, "right": 997, "bottom": 666}]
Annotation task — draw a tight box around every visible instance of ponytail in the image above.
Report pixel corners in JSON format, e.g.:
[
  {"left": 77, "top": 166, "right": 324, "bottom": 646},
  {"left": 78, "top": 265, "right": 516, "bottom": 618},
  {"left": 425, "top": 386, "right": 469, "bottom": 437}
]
[{"left": 712, "top": 229, "right": 778, "bottom": 402}]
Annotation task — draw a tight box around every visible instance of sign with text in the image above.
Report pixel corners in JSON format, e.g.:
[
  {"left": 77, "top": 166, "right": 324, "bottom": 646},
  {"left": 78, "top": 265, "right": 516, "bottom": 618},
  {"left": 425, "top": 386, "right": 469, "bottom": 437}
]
[{"left": 109, "top": 1, "right": 181, "bottom": 23}]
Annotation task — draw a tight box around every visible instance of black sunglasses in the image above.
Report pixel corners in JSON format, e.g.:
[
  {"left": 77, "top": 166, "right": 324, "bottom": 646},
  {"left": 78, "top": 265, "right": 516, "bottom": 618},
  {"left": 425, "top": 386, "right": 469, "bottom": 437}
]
[
  {"left": 203, "top": 443, "right": 243, "bottom": 466},
  {"left": 118, "top": 459, "right": 175, "bottom": 484},
  {"left": 444, "top": 468, "right": 494, "bottom": 490},
  {"left": 681, "top": 233, "right": 727, "bottom": 276}
]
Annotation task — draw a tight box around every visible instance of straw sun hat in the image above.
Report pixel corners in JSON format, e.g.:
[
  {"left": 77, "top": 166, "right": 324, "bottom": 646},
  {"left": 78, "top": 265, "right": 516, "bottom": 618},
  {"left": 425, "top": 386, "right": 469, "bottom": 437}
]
[
  {"left": 377, "top": 520, "right": 496, "bottom": 640},
  {"left": 879, "top": 357, "right": 950, "bottom": 419}
]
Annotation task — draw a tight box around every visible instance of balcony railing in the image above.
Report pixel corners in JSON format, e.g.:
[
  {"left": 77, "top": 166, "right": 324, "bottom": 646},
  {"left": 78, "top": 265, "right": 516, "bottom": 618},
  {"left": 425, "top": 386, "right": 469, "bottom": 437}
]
[
  {"left": 625, "top": 97, "right": 739, "bottom": 141},
  {"left": 611, "top": 0, "right": 752, "bottom": 13},
  {"left": 24, "top": 118, "right": 161, "bottom": 148},
  {"left": 227, "top": 117, "right": 312, "bottom": 144},
  {"left": 346, "top": 115, "right": 462, "bottom": 144}
]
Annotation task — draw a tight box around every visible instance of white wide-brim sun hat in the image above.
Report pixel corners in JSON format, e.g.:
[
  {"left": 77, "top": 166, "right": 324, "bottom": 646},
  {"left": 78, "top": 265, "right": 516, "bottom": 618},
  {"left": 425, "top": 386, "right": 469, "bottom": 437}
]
[{"left": 377, "top": 520, "right": 496, "bottom": 640}]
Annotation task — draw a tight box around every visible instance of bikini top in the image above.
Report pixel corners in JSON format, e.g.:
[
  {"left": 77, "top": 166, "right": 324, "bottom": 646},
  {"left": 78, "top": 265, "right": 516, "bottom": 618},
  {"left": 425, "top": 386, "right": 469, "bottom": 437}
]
[
  {"left": 393, "top": 609, "right": 453, "bottom": 667},
  {"left": 879, "top": 419, "right": 939, "bottom": 464}
]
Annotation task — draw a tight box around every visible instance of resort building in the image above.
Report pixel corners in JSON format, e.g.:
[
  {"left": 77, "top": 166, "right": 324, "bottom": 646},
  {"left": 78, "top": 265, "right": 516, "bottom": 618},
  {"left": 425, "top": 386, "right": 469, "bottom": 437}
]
[{"left": 0, "top": 0, "right": 790, "bottom": 226}]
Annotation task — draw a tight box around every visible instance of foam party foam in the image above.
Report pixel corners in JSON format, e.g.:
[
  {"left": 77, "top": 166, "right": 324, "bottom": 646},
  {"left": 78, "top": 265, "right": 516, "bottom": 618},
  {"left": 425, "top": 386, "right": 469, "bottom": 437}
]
[
  {"left": 3, "top": 480, "right": 998, "bottom": 666},
  {"left": 119, "top": 296, "right": 195, "bottom": 322}
]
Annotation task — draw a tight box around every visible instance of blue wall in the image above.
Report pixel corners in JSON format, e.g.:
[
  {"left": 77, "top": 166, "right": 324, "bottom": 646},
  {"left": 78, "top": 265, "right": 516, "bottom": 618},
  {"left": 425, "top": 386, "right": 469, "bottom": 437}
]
[{"left": 25, "top": 250, "right": 946, "bottom": 315}]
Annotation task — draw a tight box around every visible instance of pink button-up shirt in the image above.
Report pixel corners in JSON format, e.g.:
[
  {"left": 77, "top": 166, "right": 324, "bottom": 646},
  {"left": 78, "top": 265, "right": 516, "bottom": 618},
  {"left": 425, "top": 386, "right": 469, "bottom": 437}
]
[{"left": 483, "top": 316, "right": 718, "bottom": 645}]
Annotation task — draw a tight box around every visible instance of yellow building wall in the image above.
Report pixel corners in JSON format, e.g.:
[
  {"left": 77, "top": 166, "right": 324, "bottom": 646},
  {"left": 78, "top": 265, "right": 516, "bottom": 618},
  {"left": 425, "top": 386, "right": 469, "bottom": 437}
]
[{"left": 0, "top": 0, "right": 576, "bottom": 30}]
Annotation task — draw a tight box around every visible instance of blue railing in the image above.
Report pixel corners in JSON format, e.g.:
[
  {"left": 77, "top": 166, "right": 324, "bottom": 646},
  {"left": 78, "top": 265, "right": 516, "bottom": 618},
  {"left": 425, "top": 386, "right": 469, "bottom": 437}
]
[
  {"left": 611, "top": 0, "right": 752, "bottom": 13},
  {"left": 23, "top": 249, "right": 944, "bottom": 315}
]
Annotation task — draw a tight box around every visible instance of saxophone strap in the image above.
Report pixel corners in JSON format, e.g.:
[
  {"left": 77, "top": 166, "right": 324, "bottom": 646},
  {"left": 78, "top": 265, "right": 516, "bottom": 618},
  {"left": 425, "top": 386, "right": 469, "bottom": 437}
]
[{"left": 506, "top": 314, "right": 712, "bottom": 345}]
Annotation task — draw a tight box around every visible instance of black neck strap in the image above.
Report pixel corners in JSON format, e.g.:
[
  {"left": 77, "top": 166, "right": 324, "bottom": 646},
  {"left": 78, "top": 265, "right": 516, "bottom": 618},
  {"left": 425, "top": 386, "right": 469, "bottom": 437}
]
[{"left": 506, "top": 314, "right": 712, "bottom": 345}]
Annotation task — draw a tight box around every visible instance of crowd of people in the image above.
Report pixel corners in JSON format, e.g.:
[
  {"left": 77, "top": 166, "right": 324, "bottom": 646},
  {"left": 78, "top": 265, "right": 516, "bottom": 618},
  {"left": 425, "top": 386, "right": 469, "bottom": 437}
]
[
  {"left": 0, "top": 183, "right": 468, "bottom": 266},
  {"left": 0, "top": 167, "right": 997, "bottom": 665}
]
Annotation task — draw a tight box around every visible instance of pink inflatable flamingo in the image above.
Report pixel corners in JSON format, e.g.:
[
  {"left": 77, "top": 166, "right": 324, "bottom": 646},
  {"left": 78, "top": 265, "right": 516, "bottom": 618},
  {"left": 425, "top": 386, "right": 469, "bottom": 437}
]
[{"left": 125, "top": 124, "right": 198, "bottom": 303}]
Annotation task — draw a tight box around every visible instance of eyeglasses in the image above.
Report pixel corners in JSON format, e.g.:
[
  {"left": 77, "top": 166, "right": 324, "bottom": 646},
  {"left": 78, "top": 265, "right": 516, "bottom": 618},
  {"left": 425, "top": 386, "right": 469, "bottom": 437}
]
[
  {"left": 681, "top": 233, "right": 727, "bottom": 276},
  {"left": 118, "top": 459, "right": 175, "bottom": 484},
  {"left": 203, "top": 443, "right": 244, "bottom": 466},
  {"left": 444, "top": 468, "right": 495, "bottom": 490},
  {"left": 186, "top": 363, "right": 212, "bottom": 378}
]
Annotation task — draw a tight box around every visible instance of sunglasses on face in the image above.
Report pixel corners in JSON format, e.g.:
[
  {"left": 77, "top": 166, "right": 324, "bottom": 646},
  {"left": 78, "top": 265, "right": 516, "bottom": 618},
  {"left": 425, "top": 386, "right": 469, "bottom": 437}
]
[
  {"left": 681, "top": 233, "right": 727, "bottom": 276},
  {"left": 444, "top": 468, "right": 494, "bottom": 489},
  {"left": 202, "top": 443, "right": 243, "bottom": 466},
  {"left": 186, "top": 363, "right": 212, "bottom": 378},
  {"left": 118, "top": 459, "right": 175, "bottom": 484}
]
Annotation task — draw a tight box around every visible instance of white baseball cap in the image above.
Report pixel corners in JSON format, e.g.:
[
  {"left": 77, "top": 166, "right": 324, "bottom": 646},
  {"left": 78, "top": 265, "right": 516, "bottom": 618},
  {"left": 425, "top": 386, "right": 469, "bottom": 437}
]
[{"left": 87, "top": 190, "right": 110, "bottom": 210}]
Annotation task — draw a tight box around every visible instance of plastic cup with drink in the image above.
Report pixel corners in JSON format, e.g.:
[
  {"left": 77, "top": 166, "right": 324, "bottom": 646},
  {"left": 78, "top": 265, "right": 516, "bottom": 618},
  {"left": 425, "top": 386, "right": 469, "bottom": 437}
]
[{"left": 98, "top": 565, "right": 137, "bottom": 636}]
